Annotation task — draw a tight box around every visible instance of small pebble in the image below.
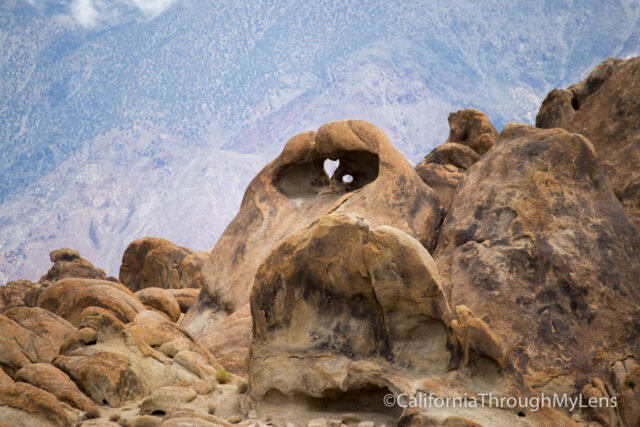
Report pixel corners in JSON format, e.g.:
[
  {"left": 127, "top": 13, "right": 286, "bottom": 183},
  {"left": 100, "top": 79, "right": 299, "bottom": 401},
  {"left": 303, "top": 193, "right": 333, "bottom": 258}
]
[
  {"left": 308, "top": 418, "right": 329, "bottom": 427},
  {"left": 341, "top": 414, "right": 361, "bottom": 424}
]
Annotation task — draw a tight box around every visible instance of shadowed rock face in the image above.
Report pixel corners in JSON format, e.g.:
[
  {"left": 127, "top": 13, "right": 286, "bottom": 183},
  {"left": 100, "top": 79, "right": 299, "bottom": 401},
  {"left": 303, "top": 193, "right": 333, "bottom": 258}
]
[
  {"left": 433, "top": 124, "right": 640, "bottom": 400},
  {"left": 415, "top": 109, "right": 497, "bottom": 212},
  {"left": 183, "top": 120, "right": 443, "bottom": 375},
  {"left": 247, "top": 213, "right": 571, "bottom": 426},
  {"left": 536, "top": 57, "right": 640, "bottom": 231}
]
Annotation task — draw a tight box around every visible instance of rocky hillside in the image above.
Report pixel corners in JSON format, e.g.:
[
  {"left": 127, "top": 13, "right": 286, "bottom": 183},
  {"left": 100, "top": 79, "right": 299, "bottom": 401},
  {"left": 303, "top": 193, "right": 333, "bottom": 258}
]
[
  {"left": 3, "top": 0, "right": 640, "bottom": 283},
  {"left": 1, "top": 57, "right": 639, "bottom": 426}
]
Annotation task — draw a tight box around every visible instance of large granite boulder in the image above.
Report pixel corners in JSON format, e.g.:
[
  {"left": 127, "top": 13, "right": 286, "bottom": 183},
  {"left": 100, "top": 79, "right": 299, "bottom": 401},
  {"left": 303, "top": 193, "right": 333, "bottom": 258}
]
[
  {"left": 183, "top": 120, "right": 443, "bottom": 375},
  {"left": 433, "top": 124, "right": 640, "bottom": 421},
  {"left": 247, "top": 213, "right": 570, "bottom": 426},
  {"left": 0, "top": 307, "right": 74, "bottom": 378},
  {"left": 15, "top": 363, "right": 99, "bottom": 413},
  {"left": 119, "top": 237, "right": 206, "bottom": 291},
  {"left": 0, "top": 382, "right": 78, "bottom": 426},
  {"left": 37, "top": 278, "right": 145, "bottom": 326},
  {"left": 536, "top": 57, "right": 640, "bottom": 231},
  {"left": 134, "top": 287, "right": 181, "bottom": 322}
]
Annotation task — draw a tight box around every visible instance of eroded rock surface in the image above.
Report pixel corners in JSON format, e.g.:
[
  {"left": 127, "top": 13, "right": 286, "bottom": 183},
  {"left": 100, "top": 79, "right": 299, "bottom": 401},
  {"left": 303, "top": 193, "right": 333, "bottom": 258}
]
[
  {"left": 415, "top": 109, "right": 497, "bottom": 212},
  {"left": 433, "top": 124, "right": 640, "bottom": 405},
  {"left": 39, "top": 248, "right": 109, "bottom": 283},
  {"left": 0, "top": 382, "right": 77, "bottom": 426},
  {"left": 536, "top": 57, "right": 640, "bottom": 231},
  {"left": 119, "top": 237, "right": 206, "bottom": 291},
  {"left": 247, "top": 213, "right": 569, "bottom": 426},
  {"left": 184, "top": 120, "right": 443, "bottom": 375},
  {"left": 54, "top": 307, "right": 223, "bottom": 407},
  {"left": 37, "top": 278, "right": 145, "bottom": 326}
]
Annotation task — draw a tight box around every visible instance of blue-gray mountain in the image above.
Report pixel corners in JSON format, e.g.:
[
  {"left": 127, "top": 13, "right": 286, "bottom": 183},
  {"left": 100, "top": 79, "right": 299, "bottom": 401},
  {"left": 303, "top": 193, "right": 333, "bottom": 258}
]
[{"left": 1, "top": 0, "right": 640, "bottom": 282}]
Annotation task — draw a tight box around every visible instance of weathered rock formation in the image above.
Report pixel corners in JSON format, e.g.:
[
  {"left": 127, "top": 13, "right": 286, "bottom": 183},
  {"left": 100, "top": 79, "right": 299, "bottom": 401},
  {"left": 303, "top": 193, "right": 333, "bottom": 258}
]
[
  {"left": 536, "top": 57, "right": 640, "bottom": 231},
  {"left": 37, "top": 278, "right": 146, "bottom": 326},
  {"left": 40, "top": 248, "right": 109, "bottom": 283},
  {"left": 184, "top": 120, "right": 443, "bottom": 375},
  {"left": 433, "top": 123, "right": 640, "bottom": 424},
  {"left": 0, "top": 251, "right": 247, "bottom": 427},
  {"left": 119, "top": 237, "right": 207, "bottom": 291},
  {"left": 415, "top": 109, "right": 497, "bottom": 211},
  {"left": 248, "top": 213, "right": 571, "bottom": 426}
]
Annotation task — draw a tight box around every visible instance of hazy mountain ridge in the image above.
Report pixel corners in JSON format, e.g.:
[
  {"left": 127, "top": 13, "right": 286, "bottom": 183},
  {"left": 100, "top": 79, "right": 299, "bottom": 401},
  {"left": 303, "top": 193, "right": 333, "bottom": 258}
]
[{"left": 2, "top": 0, "right": 640, "bottom": 282}]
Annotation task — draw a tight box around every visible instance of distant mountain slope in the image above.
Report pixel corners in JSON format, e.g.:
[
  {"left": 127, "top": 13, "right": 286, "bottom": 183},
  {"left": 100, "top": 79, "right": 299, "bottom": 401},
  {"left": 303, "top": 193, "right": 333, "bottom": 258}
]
[{"left": 1, "top": 0, "right": 639, "bottom": 281}]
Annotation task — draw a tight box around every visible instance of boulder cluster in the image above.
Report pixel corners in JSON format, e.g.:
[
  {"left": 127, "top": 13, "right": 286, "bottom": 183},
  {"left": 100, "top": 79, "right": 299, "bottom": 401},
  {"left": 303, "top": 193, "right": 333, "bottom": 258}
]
[{"left": 1, "top": 57, "right": 639, "bottom": 427}]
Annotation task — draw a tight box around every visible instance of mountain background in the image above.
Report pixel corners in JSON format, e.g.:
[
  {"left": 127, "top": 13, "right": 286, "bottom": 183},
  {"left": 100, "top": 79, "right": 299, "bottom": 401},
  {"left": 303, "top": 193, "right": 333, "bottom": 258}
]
[{"left": 2, "top": 0, "right": 640, "bottom": 283}]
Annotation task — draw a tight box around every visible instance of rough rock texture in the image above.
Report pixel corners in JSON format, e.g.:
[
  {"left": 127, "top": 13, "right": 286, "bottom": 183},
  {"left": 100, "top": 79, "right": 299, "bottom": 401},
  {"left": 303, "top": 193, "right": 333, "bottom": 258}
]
[
  {"left": 248, "top": 213, "right": 569, "bottom": 426},
  {"left": 0, "top": 382, "right": 77, "bottom": 426},
  {"left": 611, "top": 358, "right": 640, "bottom": 427},
  {"left": 167, "top": 288, "right": 200, "bottom": 313},
  {"left": 445, "top": 109, "right": 498, "bottom": 155},
  {"left": 39, "top": 248, "right": 109, "bottom": 283},
  {"left": 433, "top": 124, "right": 640, "bottom": 403},
  {"left": 134, "top": 288, "right": 181, "bottom": 322},
  {"left": 184, "top": 120, "right": 443, "bottom": 374},
  {"left": 54, "top": 307, "right": 223, "bottom": 407},
  {"left": 0, "top": 280, "right": 39, "bottom": 311},
  {"left": 0, "top": 312, "right": 62, "bottom": 377},
  {"left": 4, "top": 306, "right": 75, "bottom": 356},
  {"left": 119, "top": 237, "right": 206, "bottom": 291},
  {"left": 536, "top": 57, "right": 640, "bottom": 231},
  {"left": 15, "top": 363, "right": 99, "bottom": 413},
  {"left": 37, "top": 278, "right": 145, "bottom": 326},
  {"left": 415, "top": 109, "right": 497, "bottom": 212}
]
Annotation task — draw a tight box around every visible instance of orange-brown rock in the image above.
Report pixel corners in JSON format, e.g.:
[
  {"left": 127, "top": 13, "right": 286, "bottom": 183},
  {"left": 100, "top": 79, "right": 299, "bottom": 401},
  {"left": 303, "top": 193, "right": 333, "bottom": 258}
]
[
  {"left": 39, "top": 248, "right": 108, "bottom": 283},
  {"left": 37, "top": 278, "right": 145, "bottom": 326},
  {"left": 119, "top": 237, "right": 205, "bottom": 291},
  {"left": 196, "top": 303, "right": 251, "bottom": 376},
  {"left": 249, "top": 213, "right": 452, "bottom": 399},
  {"left": 4, "top": 306, "right": 74, "bottom": 356},
  {"left": 0, "top": 313, "right": 59, "bottom": 377},
  {"left": 15, "top": 363, "right": 98, "bottom": 413},
  {"left": 247, "top": 213, "right": 572, "bottom": 426},
  {"left": 416, "top": 109, "right": 496, "bottom": 212},
  {"left": 55, "top": 307, "right": 222, "bottom": 407},
  {"left": 0, "top": 382, "right": 77, "bottom": 426},
  {"left": 445, "top": 108, "right": 498, "bottom": 155},
  {"left": 134, "top": 288, "right": 181, "bottom": 322},
  {"left": 433, "top": 124, "right": 640, "bottom": 403},
  {"left": 167, "top": 288, "right": 200, "bottom": 313},
  {"left": 611, "top": 358, "right": 640, "bottom": 427},
  {"left": 183, "top": 120, "right": 443, "bottom": 374},
  {"left": 536, "top": 57, "right": 640, "bottom": 230},
  {"left": 0, "top": 280, "right": 39, "bottom": 311}
]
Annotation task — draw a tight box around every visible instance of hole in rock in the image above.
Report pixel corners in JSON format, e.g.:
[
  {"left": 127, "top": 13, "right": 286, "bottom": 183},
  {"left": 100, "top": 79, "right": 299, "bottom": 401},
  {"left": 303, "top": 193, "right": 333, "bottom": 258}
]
[
  {"left": 85, "top": 339, "right": 97, "bottom": 346},
  {"left": 342, "top": 174, "right": 354, "bottom": 184},
  {"left": 324, "top": 159, "right": 339, "bottom": 177},
  {"left": 259, "top": 385, "right": 402, "bottom": 423},
  {"left": 518, "top": 411, "right": 526, "bottom": 417},
  {"left": 151, "top": 410, "right": 166, "bottom": 417},
  {"left": 571, "top": 95, "right": 580, "bottom": 111},
  {"left": 276, "top": 151, "right": 379, "bottom": 197}
]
